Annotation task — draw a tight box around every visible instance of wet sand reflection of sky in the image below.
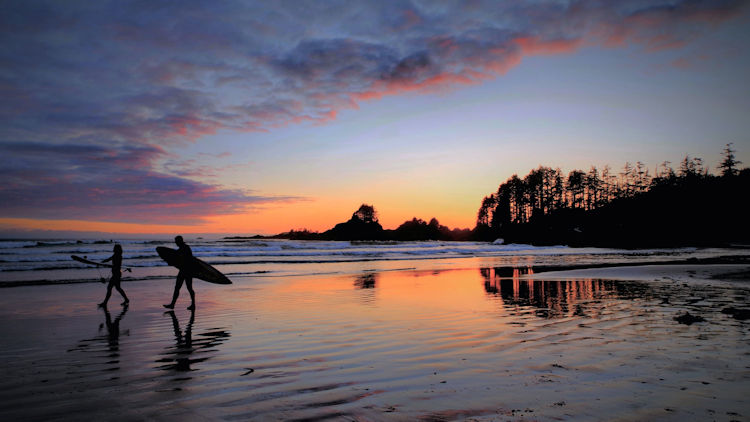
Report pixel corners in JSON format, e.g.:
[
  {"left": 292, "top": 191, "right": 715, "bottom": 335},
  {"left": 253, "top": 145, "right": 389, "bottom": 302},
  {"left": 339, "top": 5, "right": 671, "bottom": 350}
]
[
  {"left": 480, "top": 267, "right": 654, "bottom": 319},
  {"left": 2, "top": 267, "right": 749, "bottom": 420}
]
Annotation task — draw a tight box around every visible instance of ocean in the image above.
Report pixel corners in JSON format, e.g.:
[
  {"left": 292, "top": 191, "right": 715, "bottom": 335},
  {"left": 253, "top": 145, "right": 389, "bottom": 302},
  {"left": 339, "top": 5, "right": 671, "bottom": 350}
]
[{"left": 1, "top": 237, "right": 745, "bottom": 287}]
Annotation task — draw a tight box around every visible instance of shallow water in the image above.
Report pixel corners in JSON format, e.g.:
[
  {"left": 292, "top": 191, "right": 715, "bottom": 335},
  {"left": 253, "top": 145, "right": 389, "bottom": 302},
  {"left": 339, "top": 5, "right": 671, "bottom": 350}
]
[{"left": 0, "top": 267, "right": 749, "bottom": 421}]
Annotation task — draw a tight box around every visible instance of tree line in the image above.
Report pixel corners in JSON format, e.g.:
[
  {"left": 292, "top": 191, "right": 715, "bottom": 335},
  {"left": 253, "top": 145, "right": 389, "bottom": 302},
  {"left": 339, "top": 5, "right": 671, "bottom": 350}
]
[{"left": 475, "top": 144, "right": 748, "bottom": 246}]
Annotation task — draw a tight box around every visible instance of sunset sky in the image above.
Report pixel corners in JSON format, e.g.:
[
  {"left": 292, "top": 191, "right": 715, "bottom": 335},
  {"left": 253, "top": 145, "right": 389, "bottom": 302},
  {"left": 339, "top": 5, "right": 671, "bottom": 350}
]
[{"left": 1, "top": 1, "right": 749, "bottom": 237}]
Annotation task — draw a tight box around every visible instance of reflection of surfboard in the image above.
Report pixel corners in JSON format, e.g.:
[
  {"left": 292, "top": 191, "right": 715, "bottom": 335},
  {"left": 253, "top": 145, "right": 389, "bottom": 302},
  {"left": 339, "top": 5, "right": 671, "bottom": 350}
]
[{"left": 156, "top": 247, "right": 232, "bottom": 285}]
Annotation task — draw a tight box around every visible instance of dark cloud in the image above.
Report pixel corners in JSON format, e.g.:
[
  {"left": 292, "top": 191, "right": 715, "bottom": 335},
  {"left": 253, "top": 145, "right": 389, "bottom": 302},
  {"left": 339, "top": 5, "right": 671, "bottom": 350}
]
[
  {"left": 275, "top": 39, "right": 400, "bottom": 82},
  {"left": 0, "top": 0, "right": 746, "bottom": 223},
  {"left": 0, "top": 142, "right": 302, "bottom": 224},
  {"left": 4, "top": 1, "right": 745, "bottom": 139}
]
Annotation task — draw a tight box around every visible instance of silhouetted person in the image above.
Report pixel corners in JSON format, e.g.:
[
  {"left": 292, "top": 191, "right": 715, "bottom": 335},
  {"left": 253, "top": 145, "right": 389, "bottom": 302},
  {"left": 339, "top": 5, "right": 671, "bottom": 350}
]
[
  {"left": 164, "top": 236, "right": 196, "bottom": 310},
  {"left": 99, "top": 244, "right": 129, "bottom": 307}
]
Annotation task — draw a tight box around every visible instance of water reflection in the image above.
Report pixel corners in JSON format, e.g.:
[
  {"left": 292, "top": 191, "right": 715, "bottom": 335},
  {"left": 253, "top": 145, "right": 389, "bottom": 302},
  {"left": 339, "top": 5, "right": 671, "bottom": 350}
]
[
  {"left": 354, "top": 273, "right": 377, "bottom": 289},
  {"left": 353, "top": 272, "right": 378, "bottom": 306},
  {"left": 481, "top": 267, "right": 653, "bottom": 318},
  {"left": 156, "top": 310, "right": 230, "bottom": 376},
  {"left": 68, "top": 305, "right": 129, "bottom": 374}
]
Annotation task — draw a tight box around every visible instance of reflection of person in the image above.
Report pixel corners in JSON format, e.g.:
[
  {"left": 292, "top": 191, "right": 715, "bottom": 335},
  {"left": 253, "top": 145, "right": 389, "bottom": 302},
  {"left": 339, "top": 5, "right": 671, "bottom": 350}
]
[
  {"left": 103, "top": 304, "right": 129, "bottom": 352},
  {"left": 99, "top": 244, "right": 129, "bottom": 307},
  {"left": 168, "top": 308, "right": 194, "bottom": 348},
  {"left": 164, "top": 236, "right": 196, "bottom": 310},
  {"left": 68, "top": 304, "right": 128, "bottom": 368},
  {"left": 157, "top": 309, "right": 230, "bottom": 373},
  {"left": 159, "top": 309, "right": 196, "bottom": 371}
]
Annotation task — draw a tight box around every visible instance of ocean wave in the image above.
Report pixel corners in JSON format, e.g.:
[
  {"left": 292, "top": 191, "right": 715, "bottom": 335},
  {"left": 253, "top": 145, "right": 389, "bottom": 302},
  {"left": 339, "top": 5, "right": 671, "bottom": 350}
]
[
  {"left": 1, "top": 264, "right": 90, "bottom": 272},
  {"left": 0, "top": 239, "right": 734, "bottom": 283},
  {"left": 0, "top": 241, "right": 40, "bottom": 249},
  {"left": 0, "top": 274, "right": 174, "bottom": 288},
  {"left": 20, "top": 240, "right": 116, "bottom": 248}
]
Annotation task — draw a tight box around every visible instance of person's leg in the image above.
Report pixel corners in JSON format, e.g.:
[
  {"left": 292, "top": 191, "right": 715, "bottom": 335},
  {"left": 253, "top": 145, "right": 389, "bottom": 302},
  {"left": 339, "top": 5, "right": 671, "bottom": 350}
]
[
  {"left": 99, "top": 282, "right": 113, "bottom": 307},
  {"left": 186, "top": 277, "right": 195, "bottom": 310},
  {"left": 115, "top": 280, "right": 129, "bottom": 304},
  {"left": 109, "top": 273, "right": 128, "bottom": 304},
  {"left": 164, "top": 274, "right": 185, "bottom": 309}
]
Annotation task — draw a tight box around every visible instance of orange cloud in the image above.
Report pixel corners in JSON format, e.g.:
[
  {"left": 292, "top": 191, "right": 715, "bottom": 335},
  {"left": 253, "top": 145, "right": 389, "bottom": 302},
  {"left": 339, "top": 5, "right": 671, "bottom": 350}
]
[
  {"left": 514, "top": 36, "right": 583, "bottom": 56},
  {"left": 354, "top": 72, "right": 479, "bottom": 102}
]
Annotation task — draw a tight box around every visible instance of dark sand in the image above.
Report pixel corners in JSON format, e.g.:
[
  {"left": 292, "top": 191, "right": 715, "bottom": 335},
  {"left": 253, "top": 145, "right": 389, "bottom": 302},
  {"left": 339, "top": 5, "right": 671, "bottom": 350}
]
[{"left": 1, "top": 263, "right": 749, "bottom": 421}]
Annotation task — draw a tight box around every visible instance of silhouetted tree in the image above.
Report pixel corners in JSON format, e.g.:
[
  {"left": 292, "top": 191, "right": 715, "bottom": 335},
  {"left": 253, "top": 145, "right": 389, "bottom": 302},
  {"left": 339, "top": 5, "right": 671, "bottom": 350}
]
[
  {"left": 525, "top": 167, "right": 543, "bottom": 219},
  {"left": 391, "top": 217, "right": 457, "bottom": 240},
  {"left": 718, "top": 143, "right": 742, "bottom": 177},
  {"left": 491, "top": 194, "right": 511, "bottom": 230},
  {"left": 601, "top": 165, "right": 619, "bottom": 202},
  {"left": 324, "top": 204, "right": 384, "bottom": 240},
  {"left": 652, "top": 161, "right": 676, "bottom": 187},
  {"left": 567, "top": 170, "right": 585, "bottom": 209},
  {"left": 584, "top": 166, "right": 600, "bottom": 210},
  {"left": 508, "top": 175, "right": 525, "bottom": 223},
  {"left": 477, "top": 195, "right": 495, "bottom": 227},
  {"left": 635, "top": 161, "right": 650, "bottom": 193},
  {"left": 620, "top": 162, "right": 635, "bottom": 197},
  {"left": 679, "top": 155, "right": 707, "bottom": 179},
  {"left": 553, "top": 167, "right": 566, "bottom": 208},
  {"left": 352, "top": 204, "right": 378, "bottom": 223}
]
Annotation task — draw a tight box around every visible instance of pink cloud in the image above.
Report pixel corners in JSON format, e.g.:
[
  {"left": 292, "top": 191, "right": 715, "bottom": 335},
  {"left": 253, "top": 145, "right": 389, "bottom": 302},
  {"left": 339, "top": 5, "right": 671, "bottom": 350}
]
[{"left": 514, "top": 36, "right": 583, "bottom": 56}]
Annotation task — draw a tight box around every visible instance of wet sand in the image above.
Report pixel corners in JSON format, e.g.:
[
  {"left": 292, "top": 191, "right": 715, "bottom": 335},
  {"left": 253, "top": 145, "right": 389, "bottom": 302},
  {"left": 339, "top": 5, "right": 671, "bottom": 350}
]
[{"left": 1, "top": 263, "right": 749, "bottom": 421}]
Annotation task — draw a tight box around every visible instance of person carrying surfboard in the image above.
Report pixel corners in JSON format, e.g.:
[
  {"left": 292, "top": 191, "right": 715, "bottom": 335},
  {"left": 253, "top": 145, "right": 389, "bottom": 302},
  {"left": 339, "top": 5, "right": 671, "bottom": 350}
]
[
  {"left": 163, "top": 236, "right": 196, "bottom": 310},
  {"left": 99, "top": 244, "right": 129, "bottom": 307}
]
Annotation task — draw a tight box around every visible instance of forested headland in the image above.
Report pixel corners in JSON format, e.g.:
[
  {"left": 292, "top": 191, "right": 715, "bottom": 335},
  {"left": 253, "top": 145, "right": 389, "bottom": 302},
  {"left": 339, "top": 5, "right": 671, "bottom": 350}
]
[
  {"left": 263, "top": 204, "right": 474, "bottom": 242},
  {"left": 475, "top": 144, "right": 749, "bottom": 247},
  {"left": 241, "top": 144, "right": 748, "bottom": 247}
]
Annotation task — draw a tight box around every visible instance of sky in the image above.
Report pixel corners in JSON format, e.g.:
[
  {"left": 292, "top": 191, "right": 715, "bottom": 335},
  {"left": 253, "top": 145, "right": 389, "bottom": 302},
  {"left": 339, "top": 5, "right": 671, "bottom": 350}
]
[{"left": 1, "top": 0, "right": 749, "bottom": 237}]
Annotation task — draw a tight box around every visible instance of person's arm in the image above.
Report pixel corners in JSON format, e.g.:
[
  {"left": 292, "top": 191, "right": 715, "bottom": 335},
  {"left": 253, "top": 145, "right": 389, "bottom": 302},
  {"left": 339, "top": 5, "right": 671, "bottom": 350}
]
[{"left": 102, "top": 254, "right": 113, "bottom": 263}]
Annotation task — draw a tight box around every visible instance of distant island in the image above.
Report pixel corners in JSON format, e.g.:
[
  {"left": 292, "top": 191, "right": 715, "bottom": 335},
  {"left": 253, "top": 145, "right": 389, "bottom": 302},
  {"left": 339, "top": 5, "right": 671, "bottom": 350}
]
[
  {"left": 229, "top": 144, "right": 749, "bottom": 247},
  {"left": 226, "top": 204, "right": 473, "bottom": 242}
]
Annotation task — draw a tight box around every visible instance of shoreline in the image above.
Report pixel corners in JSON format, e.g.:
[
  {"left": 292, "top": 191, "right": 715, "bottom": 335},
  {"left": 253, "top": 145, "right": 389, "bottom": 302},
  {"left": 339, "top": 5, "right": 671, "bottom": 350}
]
[
  {"left": 3, "top": 253, "right": 748, "bottom": 289},
  {"left": 526, "top": 262, "right": 750, "bottom": 283}
]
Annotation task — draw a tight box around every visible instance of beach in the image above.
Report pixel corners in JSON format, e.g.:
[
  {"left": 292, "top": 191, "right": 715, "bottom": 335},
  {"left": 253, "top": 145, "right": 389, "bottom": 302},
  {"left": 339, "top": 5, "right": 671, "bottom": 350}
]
[{"left": 1, "top": 253, "right": 749, "bottom": 421}]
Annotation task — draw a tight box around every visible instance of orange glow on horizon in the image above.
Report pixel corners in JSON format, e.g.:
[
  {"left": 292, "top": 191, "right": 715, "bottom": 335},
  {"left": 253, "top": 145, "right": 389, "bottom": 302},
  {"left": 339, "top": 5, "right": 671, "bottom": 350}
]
[{"left": 0, "top": 195, "right": 479, "bottom": 236}]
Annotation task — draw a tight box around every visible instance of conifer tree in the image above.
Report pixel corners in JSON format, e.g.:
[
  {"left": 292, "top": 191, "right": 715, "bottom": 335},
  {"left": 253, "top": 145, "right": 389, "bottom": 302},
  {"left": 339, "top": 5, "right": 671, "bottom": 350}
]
[{"left": 718, "top": 143, "right": 741, "bottom": 176}]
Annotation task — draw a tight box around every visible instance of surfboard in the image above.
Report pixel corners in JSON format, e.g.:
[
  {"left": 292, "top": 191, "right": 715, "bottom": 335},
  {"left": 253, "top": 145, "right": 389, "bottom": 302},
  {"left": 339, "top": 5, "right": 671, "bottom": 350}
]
[
  {"left": 156, "top": 247, "right": 232, "bottom": 285},
  {"left": 72, "top": 255, "right": 113, "bottom": 268},
  {"left": 71, "top": 255, "right": 131, "bottom": 272}
]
